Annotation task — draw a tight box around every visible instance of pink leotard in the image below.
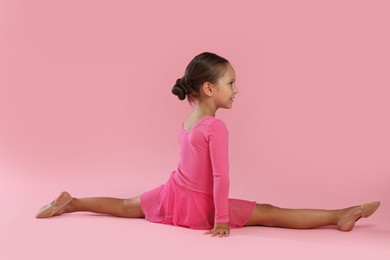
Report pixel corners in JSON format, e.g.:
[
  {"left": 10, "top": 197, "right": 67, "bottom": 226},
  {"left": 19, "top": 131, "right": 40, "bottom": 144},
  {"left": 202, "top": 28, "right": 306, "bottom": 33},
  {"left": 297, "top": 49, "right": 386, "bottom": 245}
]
[
  {"left": 140, "top": 116, "right": 256, "bottom": 229},
  {"left": 173, "top": 116, "right": 230, "bottom": 222}
]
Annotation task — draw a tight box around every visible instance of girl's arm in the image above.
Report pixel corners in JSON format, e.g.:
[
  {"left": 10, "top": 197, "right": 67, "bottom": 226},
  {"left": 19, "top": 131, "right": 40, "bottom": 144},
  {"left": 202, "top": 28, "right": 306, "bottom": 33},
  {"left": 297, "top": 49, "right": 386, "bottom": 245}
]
[{"left": 206, "top": 120, "right": 230, "bottom": 236}]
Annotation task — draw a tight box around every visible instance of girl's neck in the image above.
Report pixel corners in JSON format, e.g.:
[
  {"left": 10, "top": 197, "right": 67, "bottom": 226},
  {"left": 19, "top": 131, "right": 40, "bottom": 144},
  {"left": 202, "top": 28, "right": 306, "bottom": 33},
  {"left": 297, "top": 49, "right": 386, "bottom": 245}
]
[
  {"left": 183, "top": 100, "right": 218, "bottom": 131},
  {"left": 193, "top": 101, "right": 217, "bottom": 118}
]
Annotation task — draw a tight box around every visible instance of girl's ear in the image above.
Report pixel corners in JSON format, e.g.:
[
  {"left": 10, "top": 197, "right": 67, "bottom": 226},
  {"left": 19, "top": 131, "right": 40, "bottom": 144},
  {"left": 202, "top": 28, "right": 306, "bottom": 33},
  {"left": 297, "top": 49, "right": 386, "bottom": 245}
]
[{"left": 201, "top": 82, "right": 214, "bottom": 97}]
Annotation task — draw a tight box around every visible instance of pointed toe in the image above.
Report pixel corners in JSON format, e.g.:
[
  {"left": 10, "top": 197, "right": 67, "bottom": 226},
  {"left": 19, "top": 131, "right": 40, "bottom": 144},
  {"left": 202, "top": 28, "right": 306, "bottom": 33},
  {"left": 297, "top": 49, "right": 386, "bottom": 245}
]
[
  {"left": 361, "top": 201, "right": 380, "bottom": 218},
  {"left": 35, "top": 192, "right": 73, "bottom": 219}
]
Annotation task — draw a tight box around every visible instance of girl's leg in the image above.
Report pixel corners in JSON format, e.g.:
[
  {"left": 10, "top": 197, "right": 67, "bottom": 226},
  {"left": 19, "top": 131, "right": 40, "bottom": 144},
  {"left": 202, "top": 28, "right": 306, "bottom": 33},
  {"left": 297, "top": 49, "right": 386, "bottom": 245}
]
[
  {"left": 64, "top": 196, "right": 145, "bottom": 218},
  {"left": 36, "top": 192, "right": 145, "bottom": 218},
  {"left": 244, "top": 202, "right": 379, "bottom": 231}
]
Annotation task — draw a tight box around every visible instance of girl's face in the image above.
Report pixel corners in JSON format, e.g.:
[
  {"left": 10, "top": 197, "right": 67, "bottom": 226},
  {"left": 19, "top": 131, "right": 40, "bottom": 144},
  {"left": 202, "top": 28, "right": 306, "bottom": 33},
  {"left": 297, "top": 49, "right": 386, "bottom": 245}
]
[{"left": 213, "top": 63, "right": 238, "bottom": 109}]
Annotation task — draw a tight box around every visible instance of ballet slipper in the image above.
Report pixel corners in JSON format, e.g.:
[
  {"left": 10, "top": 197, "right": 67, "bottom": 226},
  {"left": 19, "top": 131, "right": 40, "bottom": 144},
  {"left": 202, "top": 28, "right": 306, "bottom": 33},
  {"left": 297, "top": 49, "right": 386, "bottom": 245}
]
[
  {"left": 337, "top": 201, "right": 380, "bottom": 232},
  {"left": 36, "top": 191, "right": 73, "bottom": 218}
]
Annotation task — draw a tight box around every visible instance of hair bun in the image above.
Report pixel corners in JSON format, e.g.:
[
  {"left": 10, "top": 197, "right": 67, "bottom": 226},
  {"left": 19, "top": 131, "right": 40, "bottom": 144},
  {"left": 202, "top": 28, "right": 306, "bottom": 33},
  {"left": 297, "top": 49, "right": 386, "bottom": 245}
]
[{"left": 171, "top": 77, "right": 190, "bottom": 100}]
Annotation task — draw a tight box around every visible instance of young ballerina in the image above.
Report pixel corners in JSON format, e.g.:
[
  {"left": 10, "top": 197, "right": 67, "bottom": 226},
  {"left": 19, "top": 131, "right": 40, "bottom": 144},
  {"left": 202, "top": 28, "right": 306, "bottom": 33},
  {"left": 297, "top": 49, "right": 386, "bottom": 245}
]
[{"left": 36, "top": 52, "right": 380, "bottom": 237}]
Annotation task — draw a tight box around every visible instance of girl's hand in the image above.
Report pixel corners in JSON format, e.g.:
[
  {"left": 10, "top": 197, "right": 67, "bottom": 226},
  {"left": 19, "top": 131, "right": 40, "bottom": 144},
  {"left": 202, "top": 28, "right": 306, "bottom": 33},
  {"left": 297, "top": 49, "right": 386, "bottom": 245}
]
[{"left": 204, "top": 222, "right": 230, "bottom": 237}]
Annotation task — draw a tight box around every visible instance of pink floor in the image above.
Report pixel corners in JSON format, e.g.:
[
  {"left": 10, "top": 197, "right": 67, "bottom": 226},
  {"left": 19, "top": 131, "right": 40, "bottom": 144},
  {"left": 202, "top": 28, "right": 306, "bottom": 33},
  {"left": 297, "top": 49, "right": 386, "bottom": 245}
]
[
  {"left": 1, "top": 168, "right": 389, "bottom": 260},
  {"left": 1, "top": 1, "right": 390, "bottom": 259}
]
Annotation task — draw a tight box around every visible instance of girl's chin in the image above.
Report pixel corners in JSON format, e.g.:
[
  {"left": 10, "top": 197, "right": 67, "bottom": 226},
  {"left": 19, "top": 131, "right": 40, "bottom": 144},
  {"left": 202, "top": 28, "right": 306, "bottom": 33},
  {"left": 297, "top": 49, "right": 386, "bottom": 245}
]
[{"left": 218, "top": 102, "right": 233, "bottom": 110}]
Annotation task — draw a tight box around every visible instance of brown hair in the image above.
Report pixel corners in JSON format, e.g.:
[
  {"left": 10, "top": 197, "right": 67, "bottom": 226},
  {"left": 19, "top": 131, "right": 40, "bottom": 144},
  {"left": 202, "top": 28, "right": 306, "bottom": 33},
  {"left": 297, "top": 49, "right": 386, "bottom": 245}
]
[{"left": 172, "top": 52, "right": 229, "bottom": 103}]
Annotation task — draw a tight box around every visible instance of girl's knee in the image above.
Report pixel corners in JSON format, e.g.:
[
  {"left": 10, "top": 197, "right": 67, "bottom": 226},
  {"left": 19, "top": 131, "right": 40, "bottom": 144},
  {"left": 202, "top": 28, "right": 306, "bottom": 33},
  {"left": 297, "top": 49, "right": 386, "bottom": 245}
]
[
  {"left": 256, "top": 203, "right": 278, "bottom": 211},
  {"left": 123, "top": 197, "right": 144, "bottom": 218},
  {"left": 244, "top": 203, "right": 280, "bottom": 226}
]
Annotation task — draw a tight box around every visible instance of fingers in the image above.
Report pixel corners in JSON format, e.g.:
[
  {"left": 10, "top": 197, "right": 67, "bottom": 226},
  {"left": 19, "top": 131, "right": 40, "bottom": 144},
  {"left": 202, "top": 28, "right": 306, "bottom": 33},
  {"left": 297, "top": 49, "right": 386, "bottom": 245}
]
[{"left": 204, "top": 229, "right": 230, "bottom": 237}]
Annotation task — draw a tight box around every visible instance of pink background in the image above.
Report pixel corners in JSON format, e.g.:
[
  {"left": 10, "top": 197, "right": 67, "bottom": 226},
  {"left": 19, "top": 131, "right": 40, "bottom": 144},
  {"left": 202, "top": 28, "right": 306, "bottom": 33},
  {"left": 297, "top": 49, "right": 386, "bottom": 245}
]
[{"left": 1, "top": 0, "right": 389, "bottom": 259}]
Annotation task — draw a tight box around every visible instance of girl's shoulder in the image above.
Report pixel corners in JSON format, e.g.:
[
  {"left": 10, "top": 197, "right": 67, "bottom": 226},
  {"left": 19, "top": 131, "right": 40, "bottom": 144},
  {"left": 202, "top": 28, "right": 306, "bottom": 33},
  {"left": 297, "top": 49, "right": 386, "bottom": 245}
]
[
  {"left": 196, "top": 116, "right": 225, "bottom": 127},
  {"left": 199, "top": 116, "right": 228, "bottom": 135},
  {"left": 182, "top": 116, "right": 227, "bottom": 134}
]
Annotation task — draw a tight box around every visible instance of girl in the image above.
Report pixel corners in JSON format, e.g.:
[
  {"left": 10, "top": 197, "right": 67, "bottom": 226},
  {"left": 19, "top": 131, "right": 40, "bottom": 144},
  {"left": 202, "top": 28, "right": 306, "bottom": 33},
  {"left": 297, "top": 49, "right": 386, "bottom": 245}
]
[{"left": 36, "top": 52, "right": 380, "bottom": 237}]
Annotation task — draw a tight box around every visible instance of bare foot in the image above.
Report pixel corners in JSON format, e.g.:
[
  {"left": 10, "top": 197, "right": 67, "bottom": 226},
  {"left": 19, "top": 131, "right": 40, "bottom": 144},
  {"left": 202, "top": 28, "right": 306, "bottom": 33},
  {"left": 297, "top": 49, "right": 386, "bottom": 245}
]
[{"left": 337, "top": 201, "right": 380, "bottom": 232}]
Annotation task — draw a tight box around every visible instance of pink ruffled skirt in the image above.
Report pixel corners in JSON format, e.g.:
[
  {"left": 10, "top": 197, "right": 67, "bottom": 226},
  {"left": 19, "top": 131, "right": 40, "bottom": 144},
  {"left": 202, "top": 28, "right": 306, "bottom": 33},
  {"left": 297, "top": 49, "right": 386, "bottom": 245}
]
[{"left": 140, "top": 175, "right": 256, "bottom": 230}]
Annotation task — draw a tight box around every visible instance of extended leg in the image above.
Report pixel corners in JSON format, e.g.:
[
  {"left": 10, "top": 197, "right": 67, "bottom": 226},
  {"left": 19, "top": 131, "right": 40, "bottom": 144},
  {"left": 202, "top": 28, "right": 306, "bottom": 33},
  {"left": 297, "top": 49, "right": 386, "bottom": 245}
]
[
  {"left": 36, "top": 192, "right": 145, "bottom": 218},
  {"left": 245, "top": 204, "right": 337, "bottom": 229},
  {"left": 65, "top": 196, "right": 145, "bottom": 218},
  {"left": 244, "top": 202, "right": 379, "bottom": 231}
]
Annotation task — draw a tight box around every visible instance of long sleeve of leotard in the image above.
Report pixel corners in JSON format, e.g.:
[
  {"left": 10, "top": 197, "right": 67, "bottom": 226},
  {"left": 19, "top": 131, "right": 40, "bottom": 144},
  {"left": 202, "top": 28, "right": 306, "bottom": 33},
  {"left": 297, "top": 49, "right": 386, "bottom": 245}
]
[{"left": 207, "top": 120, "right": 230, "bottom": 223}]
